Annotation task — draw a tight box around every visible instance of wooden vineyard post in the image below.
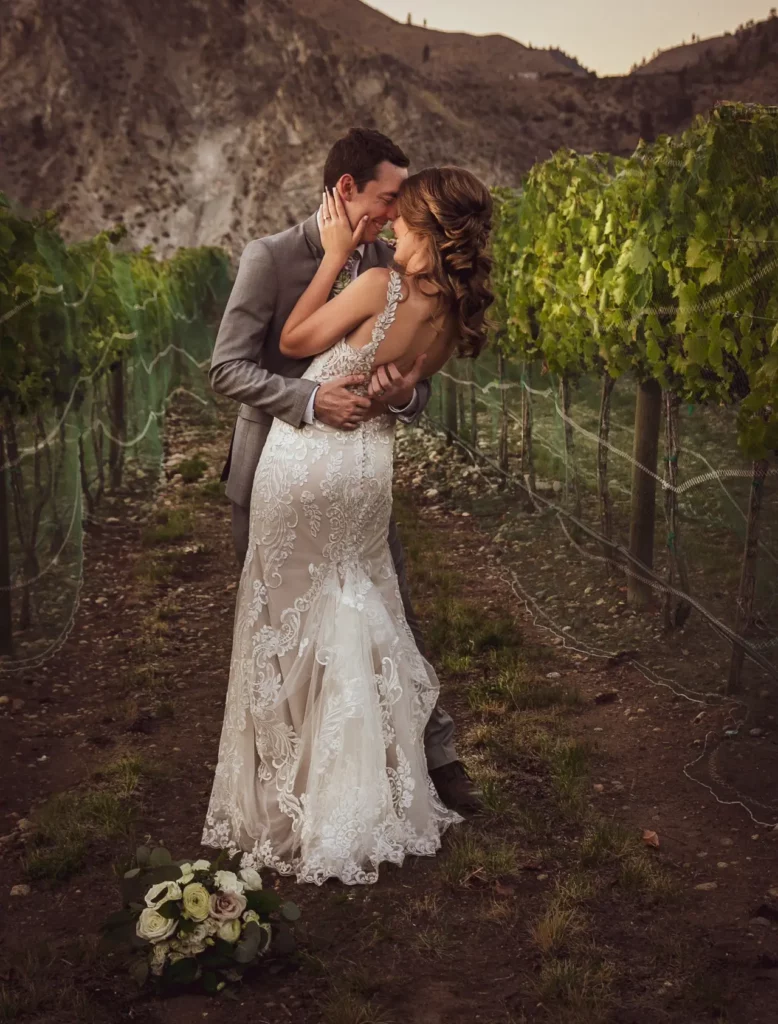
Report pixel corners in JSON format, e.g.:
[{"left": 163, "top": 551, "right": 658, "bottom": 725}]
[
  {"left": 468, "top": 360, "right": 478, "bottom": 450},
  {"left": 627, "top": 378, "right": 662, "bottom": 609},
  {"left": 727, "top": 458, "right": 769, "bottom": 694},
  {"left": 456, "top": 361, "right": 466, "bottom": 439},
  {"left": 443, "top": 366, "right": 458, "bottom": 445},
  {"left": 597, "top": 375, "right": 615, "bottom": 568},
  {"left": 108, "top": 357, "right": 125, "bottom": 492},
  {"left": 662, "top": 392, "right": 691, "bottom": 630},
  {"left": 559, "top": 375, "right": 582, "bottom": 528},
  {"left": 0, "top": 424, "right": 12, "bottom": 657},
  {"left": 520, "top": 366, "right": 536, "bottom": 508},
  {"left": 497, "top": 351, "right": 509, "bottom": 474}
]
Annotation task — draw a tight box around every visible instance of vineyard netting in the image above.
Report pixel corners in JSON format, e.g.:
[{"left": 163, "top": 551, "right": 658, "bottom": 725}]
[
  {"left": 425, "top": 102, "right": 778, "bottom": 714},
  {"left": 0, "top": 195, "right": 231, "bottom": 670}
]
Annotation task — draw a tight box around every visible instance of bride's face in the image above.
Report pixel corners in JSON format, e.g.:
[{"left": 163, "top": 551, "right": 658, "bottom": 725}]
[{"left": 392, "top": 215, "right": 429, "bottom": 273}]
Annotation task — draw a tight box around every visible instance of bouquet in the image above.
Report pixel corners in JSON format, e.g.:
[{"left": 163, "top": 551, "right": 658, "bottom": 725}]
[{"left": 101, "top": 845, "right": 300, "bottom": 997}]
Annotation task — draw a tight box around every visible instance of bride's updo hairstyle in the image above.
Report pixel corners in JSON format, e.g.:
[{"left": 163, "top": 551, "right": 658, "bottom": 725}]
[{"left": 395, "top": 166, "right": 493, "bottom": 357}]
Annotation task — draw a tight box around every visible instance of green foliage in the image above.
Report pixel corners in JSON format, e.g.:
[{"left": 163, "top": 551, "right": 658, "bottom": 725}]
[
  {"left": 491, "top": 103, "right": 778, "bottom": 457},
  {"left": 0, "top": 193, "right": 229, "bottom": 419}
]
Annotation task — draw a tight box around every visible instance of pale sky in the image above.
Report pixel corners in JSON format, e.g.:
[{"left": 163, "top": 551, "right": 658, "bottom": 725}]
[{"left": 366, "top": 0, "right": 771, "bottom": 75}]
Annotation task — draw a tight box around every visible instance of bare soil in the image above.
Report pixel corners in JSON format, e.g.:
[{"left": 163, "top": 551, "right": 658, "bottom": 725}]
[{"left": 1, "top": 394, "right": 776, "bottom": 1024}]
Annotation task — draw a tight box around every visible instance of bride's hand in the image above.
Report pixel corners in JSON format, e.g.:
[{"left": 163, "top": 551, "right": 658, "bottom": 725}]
[{"left": 320, "top": 188, "right": 368, "bottom": 262}]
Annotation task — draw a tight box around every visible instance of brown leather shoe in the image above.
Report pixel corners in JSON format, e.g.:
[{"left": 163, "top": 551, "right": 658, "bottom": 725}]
[{"left": 429, "top": 761, "right": 484, "bottom": 816}]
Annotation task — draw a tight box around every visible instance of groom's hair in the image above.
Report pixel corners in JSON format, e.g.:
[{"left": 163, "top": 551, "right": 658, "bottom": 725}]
[{"left": 323, "top": 128, "right": 409, "bottom": 191}]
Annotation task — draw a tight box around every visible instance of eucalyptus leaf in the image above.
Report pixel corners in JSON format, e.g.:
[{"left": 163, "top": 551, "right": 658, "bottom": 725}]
[{"left": 280, "top": 901, "right": 301, "bottom": 922}]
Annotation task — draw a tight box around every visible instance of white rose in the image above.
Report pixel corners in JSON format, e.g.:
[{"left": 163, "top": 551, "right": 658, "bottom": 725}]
[
  {"left": 217, "top": 919, "right": 241, "bottom": 943},
  {"left": 239, "top": 867, "right": 263, "bottom": 891},
  {"left": 178, "top": 862, "right": 195, "bottom": 885},
  {"left": 213, "top": 870, "right": 245, "bottom": 895},
  {"left": 137, "top": 907, "right": 178, "bottom": 943},
  {"left": 145, "top": 879, "right": 182, "bottom": 909},
  {"left": 150, "top": 940, "right": 170, "bottom": 975},
  {"left": 192, "top": 859, "right": 211, "bottom": 871},
  {"left": 170, "top": 920, "right": 213, "bottom": 958}
]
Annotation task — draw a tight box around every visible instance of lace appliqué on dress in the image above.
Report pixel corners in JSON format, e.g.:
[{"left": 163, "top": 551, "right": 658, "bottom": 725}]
[{"left": 201, "top": 270, "right": 460, "bottom": 884}]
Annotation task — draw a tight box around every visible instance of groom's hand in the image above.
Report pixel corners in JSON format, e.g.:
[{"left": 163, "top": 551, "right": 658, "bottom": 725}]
[
  {"left": 313, "top": 375, "right": 371, "bottom": 430},
  {"left": 368, "top": 355, "right": 427, "bottom": 409}
]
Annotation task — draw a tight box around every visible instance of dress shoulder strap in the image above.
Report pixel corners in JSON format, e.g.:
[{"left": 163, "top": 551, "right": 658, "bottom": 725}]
[{"left": 368, "top": 269, "right": 405, "bottom": 353}]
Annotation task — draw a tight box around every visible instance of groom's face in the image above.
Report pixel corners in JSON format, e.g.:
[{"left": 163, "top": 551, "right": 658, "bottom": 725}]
[{"left": 341, "top": 160, "right": 409, "bottom": 243}]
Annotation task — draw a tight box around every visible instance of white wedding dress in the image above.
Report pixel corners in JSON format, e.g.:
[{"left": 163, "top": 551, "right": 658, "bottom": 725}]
[{"left": 202, "top": 271, "right": 461, "bottom": 885}]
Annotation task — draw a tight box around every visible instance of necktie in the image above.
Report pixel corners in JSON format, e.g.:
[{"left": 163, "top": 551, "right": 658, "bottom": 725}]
[{"left": 330, "top": 252, "right": 361, "bottom": 298}]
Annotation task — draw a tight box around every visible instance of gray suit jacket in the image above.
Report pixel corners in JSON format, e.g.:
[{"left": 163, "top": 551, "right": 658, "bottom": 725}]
[{"left": 211, "top": 213, "right": 431, "bottom": 508}]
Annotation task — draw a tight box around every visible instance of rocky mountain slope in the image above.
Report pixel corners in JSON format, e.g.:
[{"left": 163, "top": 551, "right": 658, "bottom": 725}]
[
  {"left": 636, "top": 16, "right": 772, "bottom": 75},
  {"left": 1, "top": 0, "right": 777, "bottom": 259}
]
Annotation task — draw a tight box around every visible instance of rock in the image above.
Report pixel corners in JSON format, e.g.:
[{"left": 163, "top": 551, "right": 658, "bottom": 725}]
[
  {"left": 749, "top": 917, "right": 772, "bottom": 929},
  {"left": 10, "top": 884, "right": 30, "bottom": 896},
  {"left": 593, "top": 784, "right": 604, "bottom": 793},
  {"left": 754, "top": 900, "right": 778, "bottom": 923},
  {"left": 424, "top": 488, "right": 439, "bottom": 500},
  {"left": 546, "top": 672, "right": 561, "bottom": 680},
  {"left": 695, "top": 882, "right": 718, "bottom": 891},
  {"left": 0, "top": 696, "right": 9, "bottom": 706},
  {"left": 749, "top": 728, "right": 765, "bottom": 737},
  {"left": 594, "top": 691, "right": 618, "bottom": 704},
  {"left": 16, "top": 818, "right": 33, "bottom": 832}
]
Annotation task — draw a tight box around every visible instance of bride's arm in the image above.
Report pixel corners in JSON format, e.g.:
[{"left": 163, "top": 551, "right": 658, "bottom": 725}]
[
  {"left": 279, "top": 266, "right": 391, "bottom": 358},
  {"left": 280, "top": 187, "right": 387, "bottom": 358}
]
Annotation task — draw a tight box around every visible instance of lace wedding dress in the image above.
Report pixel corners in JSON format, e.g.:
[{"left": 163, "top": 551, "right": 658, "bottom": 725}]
[{"left": 202, "top": 271, "right": 461, "bottom": 885}]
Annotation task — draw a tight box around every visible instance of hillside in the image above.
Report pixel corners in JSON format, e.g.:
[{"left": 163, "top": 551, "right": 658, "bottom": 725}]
[
  {"left": 1, "top": 0, "right": 777, "bottom": 259},
  {"left": 291, "top": 0, "right": 591, "bottom": 82},
  {"left": 636, "top": 15, "right": 774, "bottom": 75}
]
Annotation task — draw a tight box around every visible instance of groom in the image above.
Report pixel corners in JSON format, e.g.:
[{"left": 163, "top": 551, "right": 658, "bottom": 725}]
[{"left": 209, "top": 127, "right": 483, "bottom": 816}]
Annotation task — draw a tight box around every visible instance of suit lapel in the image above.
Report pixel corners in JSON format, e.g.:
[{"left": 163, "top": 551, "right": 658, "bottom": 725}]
[{"left": 302, "top": 212, "right": 323, "bottom": 263}]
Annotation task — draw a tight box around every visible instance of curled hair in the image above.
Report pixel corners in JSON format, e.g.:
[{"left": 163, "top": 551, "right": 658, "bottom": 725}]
[{"left": 395, "top": 166, "right": 494, "bottom": 357}]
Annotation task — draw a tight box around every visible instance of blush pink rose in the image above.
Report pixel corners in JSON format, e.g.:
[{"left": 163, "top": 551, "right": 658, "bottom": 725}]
[{"left": 209, "top": 890, "right": 247, "bottom": 921}]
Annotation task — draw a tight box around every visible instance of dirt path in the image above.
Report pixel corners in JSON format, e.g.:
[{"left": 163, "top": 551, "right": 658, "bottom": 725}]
[{"left": 1, "top": 395, "right": 776, "bottom": 1024}]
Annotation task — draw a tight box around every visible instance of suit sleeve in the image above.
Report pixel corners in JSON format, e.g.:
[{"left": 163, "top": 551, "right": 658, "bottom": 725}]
[{"left": 208, "top": 240, "right": 316, "bottom": 427}]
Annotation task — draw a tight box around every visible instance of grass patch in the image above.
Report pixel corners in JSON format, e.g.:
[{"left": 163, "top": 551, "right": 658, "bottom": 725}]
[
  {"left": 133, "top": 554, "right": 174, "bottom": 586},
  {"left": 22, "top": 753, "right": 151, "bottom": 883},
  {"left": 0, "top": 938, "right": 105, "bottom": 1022},
  {"left": 548, "top": 738, "right": 591, "bottom": 815},
  {"left": 536, "top": 954, "right": 615, "bottom": 1021},
  {"left": 175, "top": 454, "right": 208, "bottom": 483},
  {"left": 141, "top": 509, "right": 194, "bottom": 546},
  {"left": 439, "top": 831, "right": 518, "bottom": 887},
  {"left": 617, "top": 853, "right": 676, "bottom": 898},
  {"left": 440, "top": 652, "right": 474, "bottom": 675},
  {"left": 531, "top": 905, "right": 583, "bottom": 956},
  {"left": 198, "top": 479, "right": 225, "bottom": 500},
  {"left": 578, "top": 818, "right": 636, "bottom": 867},
  {"left": 321, "top": 990, "right": 394, "bottom": 1024}
]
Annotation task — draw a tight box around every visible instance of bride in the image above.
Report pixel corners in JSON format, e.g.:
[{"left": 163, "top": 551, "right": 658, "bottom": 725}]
[{"left": 202, "top": 166, "right": 493, "bottom": 885}]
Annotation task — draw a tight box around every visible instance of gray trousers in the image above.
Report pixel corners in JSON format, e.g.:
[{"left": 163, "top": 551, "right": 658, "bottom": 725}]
[{"left": 230, "top": 501, "right": 457, "bottom": 770}]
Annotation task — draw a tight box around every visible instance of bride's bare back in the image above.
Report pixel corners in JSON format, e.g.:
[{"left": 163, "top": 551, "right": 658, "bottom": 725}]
[{"left": 344, "top": 267, "right": 457, "bottom": 379}]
